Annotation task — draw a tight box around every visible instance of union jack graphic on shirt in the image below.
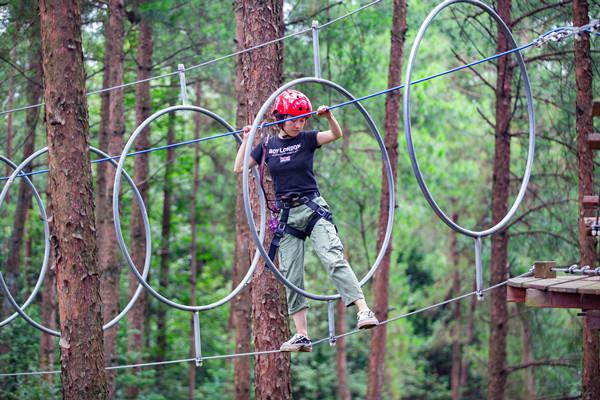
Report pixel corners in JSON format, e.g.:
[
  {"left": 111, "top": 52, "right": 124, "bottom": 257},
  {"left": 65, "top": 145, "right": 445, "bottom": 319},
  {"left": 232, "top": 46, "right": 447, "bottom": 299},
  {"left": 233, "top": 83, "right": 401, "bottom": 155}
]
[{"left": 279, "top": 155, "right": 291, "bottom": 162}]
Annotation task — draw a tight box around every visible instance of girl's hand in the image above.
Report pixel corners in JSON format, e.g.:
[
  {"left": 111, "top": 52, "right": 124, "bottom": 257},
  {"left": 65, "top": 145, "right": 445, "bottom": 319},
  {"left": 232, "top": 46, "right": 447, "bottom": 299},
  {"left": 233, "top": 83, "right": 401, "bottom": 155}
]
[
  {"left": 242, "top": 125, "right": 251, "bottom": 141},
  {"left": 316, "top": 105, "right": 331, "bottom": 118}
]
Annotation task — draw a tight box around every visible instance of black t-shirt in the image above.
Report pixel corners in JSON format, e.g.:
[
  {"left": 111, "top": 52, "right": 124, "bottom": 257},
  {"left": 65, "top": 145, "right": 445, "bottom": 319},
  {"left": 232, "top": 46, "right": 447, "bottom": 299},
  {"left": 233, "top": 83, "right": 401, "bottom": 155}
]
[{"left": 251, "top": 130, "right": 321, "bottom": 199}]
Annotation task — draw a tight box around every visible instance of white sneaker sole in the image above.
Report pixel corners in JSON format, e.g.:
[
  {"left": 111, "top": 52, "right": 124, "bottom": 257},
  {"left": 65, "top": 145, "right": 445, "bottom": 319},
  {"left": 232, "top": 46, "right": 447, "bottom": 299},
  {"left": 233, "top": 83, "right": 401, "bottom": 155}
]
[
  {"left": 280, "top": 344, "right": 313, "bottom": 352},
  {"left": 357, "top": 319, "right": 379, "bottom": 330}
]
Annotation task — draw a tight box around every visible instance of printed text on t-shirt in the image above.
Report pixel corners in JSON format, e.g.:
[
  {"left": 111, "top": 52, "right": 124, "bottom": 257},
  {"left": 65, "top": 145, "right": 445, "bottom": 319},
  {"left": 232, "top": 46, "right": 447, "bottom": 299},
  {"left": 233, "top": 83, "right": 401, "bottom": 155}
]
[{"left": 268, "top": 143, "right": 302, "bottom": 156}]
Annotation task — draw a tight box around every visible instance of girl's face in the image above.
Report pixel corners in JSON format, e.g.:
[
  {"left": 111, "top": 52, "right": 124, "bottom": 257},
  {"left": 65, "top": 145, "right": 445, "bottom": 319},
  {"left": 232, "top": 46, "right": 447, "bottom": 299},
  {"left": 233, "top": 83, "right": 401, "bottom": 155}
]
[{"left": 282, "top": 117, "right": 307, "bottom": 136}]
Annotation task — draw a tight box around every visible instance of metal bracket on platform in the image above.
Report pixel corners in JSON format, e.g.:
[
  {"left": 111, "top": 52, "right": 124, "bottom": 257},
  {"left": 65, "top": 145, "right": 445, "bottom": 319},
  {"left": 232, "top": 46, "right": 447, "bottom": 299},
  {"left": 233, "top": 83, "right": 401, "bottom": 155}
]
[{"left": 327, "top": 300, "right": 336, "bottom": 346}]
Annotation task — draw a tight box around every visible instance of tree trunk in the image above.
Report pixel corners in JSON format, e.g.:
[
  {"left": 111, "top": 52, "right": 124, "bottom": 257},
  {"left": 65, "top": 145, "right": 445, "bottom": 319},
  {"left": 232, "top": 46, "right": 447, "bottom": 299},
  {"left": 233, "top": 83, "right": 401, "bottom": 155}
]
[
  {"left": 336, "top": 299, "right": 351, "bottom": 400},
  {"left": 2, "top": 38, "right": 43, "bottom": 318},
  {"left": 95, "top": 1, "right": 125, "bottom": 397},
  {"left": 39, "top": 0, "right": 108, "bottom": 397},
  {"left": 40, "top": 194, "right": 56, "bottom": 384},
  {"left": 188, "top": 81, "right": 203, "bottom": 400},
  {"left": 236, "top": 1, "right": 291, "bottom": 399},
  {"left": 156, "top": 100, "right": 176, "bottom": 367},
  {"left": 4, "top": 47, "right": 15, "bottom": 198},
  {"left": 450, "top": 213, "right": 461, "bottom": 400},
  {"left": 573, "top": 1, "right": 599, "bottom": 399},
  {"left": 366, "top": 0, "right": 406, "bottom": 398},
  {"left": 232, "top": 2, "right": 253, "bottom": 398},
  {"left": 487, "top": 1, "right": 513, "bottom": 399},
  {"left": 125, "top": 1, "right": 152, "bottom": 397},
  {"left": 516, "top": 303, "right": 535, "bottom": 399}
]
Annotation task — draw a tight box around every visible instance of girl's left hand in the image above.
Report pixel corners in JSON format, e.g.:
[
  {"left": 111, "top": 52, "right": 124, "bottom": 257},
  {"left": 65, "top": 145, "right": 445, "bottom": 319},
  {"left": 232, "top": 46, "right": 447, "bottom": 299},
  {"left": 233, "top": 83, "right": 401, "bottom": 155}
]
[{"left": 316, "top": 105, "right": 331, "bottom": 117}]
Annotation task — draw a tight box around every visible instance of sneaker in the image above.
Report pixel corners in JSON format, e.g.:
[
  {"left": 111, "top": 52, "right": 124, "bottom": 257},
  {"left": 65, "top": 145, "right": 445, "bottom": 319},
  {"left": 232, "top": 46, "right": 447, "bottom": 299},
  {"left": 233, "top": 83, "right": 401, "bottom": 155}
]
[
  {"left": 357, "top": 309, "right": 379, "bottom": 330},
  {"left": 280, "top": 334, "right": 313, "bottom": 352}
]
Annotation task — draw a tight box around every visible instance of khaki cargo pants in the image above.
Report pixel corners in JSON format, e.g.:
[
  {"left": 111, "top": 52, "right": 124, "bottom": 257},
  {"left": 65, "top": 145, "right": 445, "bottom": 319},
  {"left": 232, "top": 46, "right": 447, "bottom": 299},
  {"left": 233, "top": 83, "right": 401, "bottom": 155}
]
[{"left": 277, "top": 197, "right": 364, "bottom": 315}]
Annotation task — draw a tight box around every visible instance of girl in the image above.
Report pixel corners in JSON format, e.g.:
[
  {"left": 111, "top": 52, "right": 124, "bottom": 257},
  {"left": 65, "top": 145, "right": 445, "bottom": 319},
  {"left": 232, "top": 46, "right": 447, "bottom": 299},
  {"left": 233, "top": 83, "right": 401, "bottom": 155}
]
[{"left": 234, "top": 89, "right": 378, "bottom": 352}]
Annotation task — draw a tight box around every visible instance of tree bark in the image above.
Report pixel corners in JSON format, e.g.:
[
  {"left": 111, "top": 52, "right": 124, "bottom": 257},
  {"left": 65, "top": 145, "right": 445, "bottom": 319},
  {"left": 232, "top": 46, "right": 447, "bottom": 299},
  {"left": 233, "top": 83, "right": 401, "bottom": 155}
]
[
  {"left": 188, "top": 81, "right": 202, "bottom": 400},
  {"left": 336, "top": 299, "right": 351, "bottom": 400},
  {"left": 125, "top": 1, "right": 152, "bottom": 397},
  {"left": 156, "top": 100, "right": 176, "bottom": 367},
  {"left": 4, "top": 47, "right": 15, "bottom": 199},
  {"left": 39, "top": 0, "right": 108, "bottom": 397},
  {"left": 236, "top": 1, "right": 291, "bottom": 399},
  {"left": 232, "top": 2, "right": 252, "bottom": 398},
  {"left": 487, "top": 1, "right": 513, "bottom": 399},
  {"left": 40, "top": 194, "right": 56, "bottom": 384},
  {"left": 95, "top": 1, "right": 125, "bottom": 397},
  {"left": 516, "top": 303, "right": 535, "bottom": 399},
  {"left": 2, "top": 35, "right": 43, "bottom": 318},
  {"left": 573, "top": 1, "right": 599, "bottom": 399},
  {"left": 450, "top": 213, "right": 461, "bottom": 400},
  {"left": 366, "top": 1, "right": 406, "bottom": 398}
]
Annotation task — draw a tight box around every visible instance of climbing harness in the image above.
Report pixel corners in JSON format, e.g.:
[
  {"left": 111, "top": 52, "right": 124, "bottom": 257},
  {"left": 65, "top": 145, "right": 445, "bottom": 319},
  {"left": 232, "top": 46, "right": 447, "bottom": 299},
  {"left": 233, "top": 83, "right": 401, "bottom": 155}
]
[
  {"left": 265, "top": 191, "right": 334, "bottom": 267},
  {"left": 255, "top": 132, "right": 334, "bottom": 267}
]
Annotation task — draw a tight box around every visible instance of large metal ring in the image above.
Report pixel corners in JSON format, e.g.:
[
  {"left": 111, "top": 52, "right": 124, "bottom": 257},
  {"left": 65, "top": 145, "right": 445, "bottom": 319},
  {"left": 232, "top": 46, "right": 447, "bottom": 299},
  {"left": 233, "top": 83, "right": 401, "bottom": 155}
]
[
  {"left": 242, "top": 77, "right": 395, "bottom": 301},
  {"left": 113, "top": 105, "right": 266, "bottom": 312},
  {"left": 403, "top": 0, "right": 535, "bottom": 238},
  {"left": 0, "top": 155, "right": 50, "bottom": 328},
  {"left": 0, "top": 146, "right": 151, "bottom": 336}
]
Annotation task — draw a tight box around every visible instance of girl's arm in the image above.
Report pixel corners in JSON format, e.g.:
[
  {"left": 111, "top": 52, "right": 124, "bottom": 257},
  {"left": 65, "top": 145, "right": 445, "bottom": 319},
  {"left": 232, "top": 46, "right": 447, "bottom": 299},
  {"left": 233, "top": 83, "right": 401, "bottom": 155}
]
[
  {"left": 233, "top": 125, "right": 259, "bottom": 173},
  {"left": 316, "top": 106, "right": 343, "bottom": 146}
]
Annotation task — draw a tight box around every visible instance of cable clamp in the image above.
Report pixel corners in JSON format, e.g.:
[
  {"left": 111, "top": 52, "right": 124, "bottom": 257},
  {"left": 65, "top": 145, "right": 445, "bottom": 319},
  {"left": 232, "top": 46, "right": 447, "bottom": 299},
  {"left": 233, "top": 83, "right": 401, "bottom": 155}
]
[
  {"left": 579, "top": 18, "right": 600, "bottom": 34},
  {"left": 535, "top": 29, "right": 571, "bottom": 47},
  {"left": 581, "top": 266, "right": 591, "bottom": 275}
]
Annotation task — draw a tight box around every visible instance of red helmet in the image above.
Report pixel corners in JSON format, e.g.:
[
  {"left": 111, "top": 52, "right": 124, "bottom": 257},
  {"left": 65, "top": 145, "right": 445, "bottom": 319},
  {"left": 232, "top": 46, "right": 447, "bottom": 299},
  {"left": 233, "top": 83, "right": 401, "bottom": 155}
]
[{"left": 272, "top": 89, "right": 312, "bottom": 117}]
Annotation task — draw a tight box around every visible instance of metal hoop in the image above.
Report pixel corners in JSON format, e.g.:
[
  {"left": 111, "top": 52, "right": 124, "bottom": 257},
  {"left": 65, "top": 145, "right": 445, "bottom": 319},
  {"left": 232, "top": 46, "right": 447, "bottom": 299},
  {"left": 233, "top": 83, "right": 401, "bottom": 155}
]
[
  {"left": 403, "top": 0, "right": 535, "bottom": 238},
  {"left": 0, "top": 155, "right": 50, "bottom": 328},
  {"left": 113, "top": 105, "right": 266, "bottom": 312},
  {"left": 242, "top": 77, "right": 395, "bottom": 301},
  {"left": 0, "top": 146, "right": 151, "bottom": 336}
]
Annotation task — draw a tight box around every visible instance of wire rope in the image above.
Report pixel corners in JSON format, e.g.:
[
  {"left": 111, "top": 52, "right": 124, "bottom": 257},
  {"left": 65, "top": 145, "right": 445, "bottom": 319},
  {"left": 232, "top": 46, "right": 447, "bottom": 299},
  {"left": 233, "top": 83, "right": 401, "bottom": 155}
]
[
  {"left": 1, "top": 21, "right": 590, "bottom": 183},
  {"left": 0, "top": 270, "right": 531, "bottom": 378},
  {"left": 0, "top": 146, "right": 151, "bottom": 336},
  {"left": 0, "top": 1, "right": 384, "bottom": 118}
]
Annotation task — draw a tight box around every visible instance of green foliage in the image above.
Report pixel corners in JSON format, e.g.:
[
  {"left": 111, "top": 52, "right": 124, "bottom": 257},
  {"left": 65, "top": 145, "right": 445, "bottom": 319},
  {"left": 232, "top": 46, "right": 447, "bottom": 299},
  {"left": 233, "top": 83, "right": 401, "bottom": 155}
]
[{"left": 0, "top": 0, "right": 599, "bottom": 399}]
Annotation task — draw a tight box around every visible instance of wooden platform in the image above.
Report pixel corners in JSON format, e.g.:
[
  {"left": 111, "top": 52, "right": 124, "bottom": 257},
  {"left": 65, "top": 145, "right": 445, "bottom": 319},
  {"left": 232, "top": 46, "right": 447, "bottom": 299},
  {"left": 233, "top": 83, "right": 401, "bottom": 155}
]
[
  {"left": 583, "top": 195, "right": 600, "bottom": 209},
  {"left": 507, "top": 275, "right": 600, "bottom": 309},
  {"left": 589, "top": 133, "right": 600, "bottom": 150}
]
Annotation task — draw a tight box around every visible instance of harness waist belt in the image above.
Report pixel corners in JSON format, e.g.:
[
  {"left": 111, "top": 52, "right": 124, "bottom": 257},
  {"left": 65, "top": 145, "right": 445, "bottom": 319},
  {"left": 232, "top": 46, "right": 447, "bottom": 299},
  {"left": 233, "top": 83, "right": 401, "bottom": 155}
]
[
  {"left": 276, "top": 191, "right": 320, "bottom": 209},
  {"left": 265, "top": 194, "right": 334, "bottom": 269}
]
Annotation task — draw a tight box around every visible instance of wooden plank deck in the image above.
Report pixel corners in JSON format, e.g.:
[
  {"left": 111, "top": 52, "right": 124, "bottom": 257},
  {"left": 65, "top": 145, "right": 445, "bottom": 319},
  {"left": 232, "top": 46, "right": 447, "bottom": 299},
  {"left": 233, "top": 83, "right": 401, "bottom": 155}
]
[
  {"left": 583, "top": 195, "right": 600, "bottom": 209},
  {"left": 589, "top": 133, "right": 600, "bottom": 150},
  {"left": 507, "top": 275, "right": 600, "bottom": 309}
]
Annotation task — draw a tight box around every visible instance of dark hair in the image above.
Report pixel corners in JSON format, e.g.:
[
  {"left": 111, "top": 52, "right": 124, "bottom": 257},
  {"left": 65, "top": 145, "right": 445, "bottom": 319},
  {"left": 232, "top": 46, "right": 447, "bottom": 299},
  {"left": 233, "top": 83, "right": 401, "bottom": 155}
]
[{"left": 272, "top": 111, "right": 289, "bottom": 121}]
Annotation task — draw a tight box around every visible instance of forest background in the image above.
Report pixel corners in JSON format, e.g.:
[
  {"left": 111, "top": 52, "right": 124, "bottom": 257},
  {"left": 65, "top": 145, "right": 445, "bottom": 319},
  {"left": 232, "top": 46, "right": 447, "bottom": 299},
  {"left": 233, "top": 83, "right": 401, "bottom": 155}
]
[{"left": 0, "top": 0, "right": 599, "bottom": 399}]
